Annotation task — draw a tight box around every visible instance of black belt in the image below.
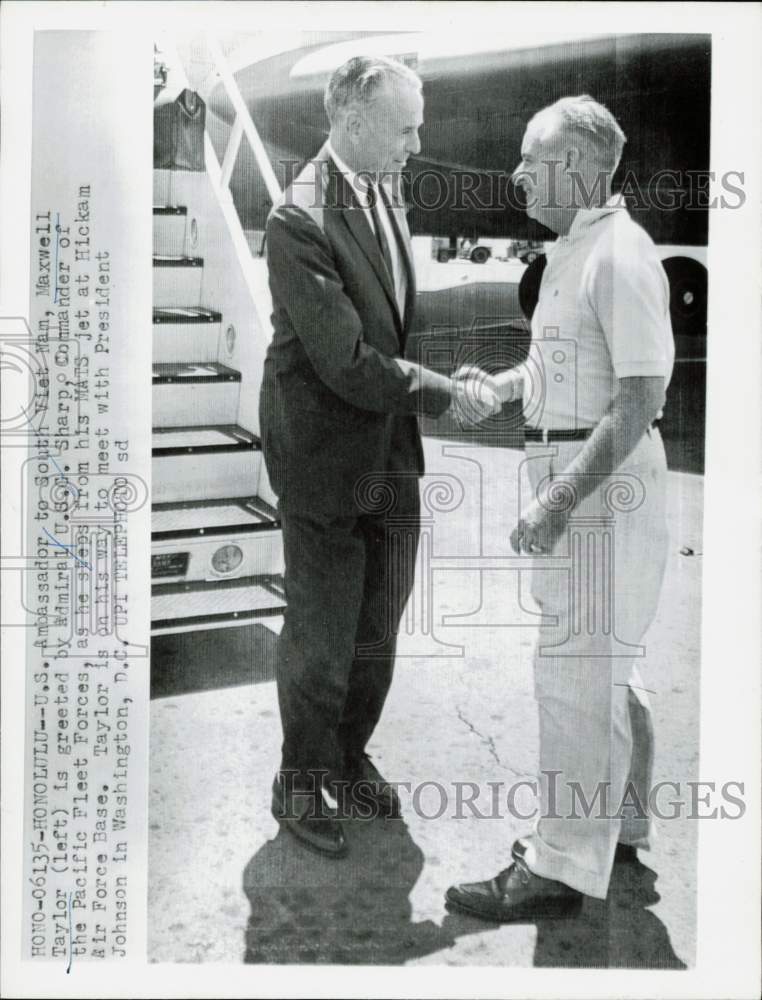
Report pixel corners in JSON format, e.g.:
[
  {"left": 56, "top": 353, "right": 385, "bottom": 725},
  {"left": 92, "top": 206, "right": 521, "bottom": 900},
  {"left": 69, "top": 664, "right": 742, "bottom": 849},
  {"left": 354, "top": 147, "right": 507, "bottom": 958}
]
[
  {"left": 524, "top": 427, "right": 593, "bottom": 443},
  {"left": 525, "top": 422, "right": 660, "bottom": 444}
]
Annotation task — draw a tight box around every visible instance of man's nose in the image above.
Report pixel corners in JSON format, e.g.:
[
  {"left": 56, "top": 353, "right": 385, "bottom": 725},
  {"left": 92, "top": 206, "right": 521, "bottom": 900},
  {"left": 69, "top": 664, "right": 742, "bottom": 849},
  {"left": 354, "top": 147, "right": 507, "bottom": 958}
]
[
  {"left": 511, "top": 163, "right": 527, "bottom": 186},
  {"left": 407, "top": 132, "right": 421, "bottom": 156}
]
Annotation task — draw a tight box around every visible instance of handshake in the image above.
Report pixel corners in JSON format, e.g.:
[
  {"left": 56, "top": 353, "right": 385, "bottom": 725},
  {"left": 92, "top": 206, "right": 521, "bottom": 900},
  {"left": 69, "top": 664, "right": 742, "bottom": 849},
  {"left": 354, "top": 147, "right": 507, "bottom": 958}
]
[{"left": 448, "top": 364, "right": 524, "bottom": 426}]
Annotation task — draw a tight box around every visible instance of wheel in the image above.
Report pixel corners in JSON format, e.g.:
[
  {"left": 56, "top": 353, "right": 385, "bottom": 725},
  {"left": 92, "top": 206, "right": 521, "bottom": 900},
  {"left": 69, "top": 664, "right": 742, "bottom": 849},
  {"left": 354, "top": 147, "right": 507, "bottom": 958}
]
[
  {"left": 470, "top": 246, "right": 490, "bottom": 264},
  {"left": 518, "top": 254, "right": 547, "bottom": 321},
  {"left": 437, "top": 248, "right": 451, "bottom": 263},
  {"left": 519, "top": 250, "right": 538, "bottom": 265},
  {"left": 661, "top": 256, "right": 707, "bottom": 338}
]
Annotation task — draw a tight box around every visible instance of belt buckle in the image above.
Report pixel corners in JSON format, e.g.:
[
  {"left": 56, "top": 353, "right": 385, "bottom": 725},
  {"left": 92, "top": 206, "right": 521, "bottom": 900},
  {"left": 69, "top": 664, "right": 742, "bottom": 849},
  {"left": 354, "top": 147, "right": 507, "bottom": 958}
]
[{"left": 542, "top": 428, "right": 549, "bottom": 445}]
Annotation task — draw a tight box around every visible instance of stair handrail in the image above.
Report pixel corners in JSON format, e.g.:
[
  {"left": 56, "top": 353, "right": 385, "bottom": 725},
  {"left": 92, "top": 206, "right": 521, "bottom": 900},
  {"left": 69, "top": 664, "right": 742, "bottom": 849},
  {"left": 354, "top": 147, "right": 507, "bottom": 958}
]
[{"left": 206, "top": 36, "right": 283, "bottom": 209}]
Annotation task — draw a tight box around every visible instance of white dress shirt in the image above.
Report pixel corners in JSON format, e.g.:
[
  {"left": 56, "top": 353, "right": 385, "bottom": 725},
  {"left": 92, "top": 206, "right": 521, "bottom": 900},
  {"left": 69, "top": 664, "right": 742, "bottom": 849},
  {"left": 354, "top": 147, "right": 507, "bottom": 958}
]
[{"left": 326, "top": 141, "right": 407, "bottom": 319}]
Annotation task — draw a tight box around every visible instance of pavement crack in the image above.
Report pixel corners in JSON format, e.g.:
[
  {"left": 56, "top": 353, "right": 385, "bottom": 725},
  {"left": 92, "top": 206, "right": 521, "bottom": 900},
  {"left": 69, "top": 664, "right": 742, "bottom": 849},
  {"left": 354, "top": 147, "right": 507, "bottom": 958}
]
[
  {"left": 454, "top": 705, "right": 534, "bottom": 781},
  {"left": 455, "top": 705, "right": 503, "bottom": 768}
]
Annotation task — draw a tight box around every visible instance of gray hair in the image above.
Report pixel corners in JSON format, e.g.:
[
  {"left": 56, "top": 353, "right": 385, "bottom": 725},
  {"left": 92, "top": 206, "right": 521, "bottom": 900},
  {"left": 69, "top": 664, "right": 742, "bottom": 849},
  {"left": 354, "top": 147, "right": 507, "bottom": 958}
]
[
  {"left": 324, "top": 55, "right": 422, "bottom": 123},
  {"left": 531, "top": 95, "right": 627, "bottom": 172}
]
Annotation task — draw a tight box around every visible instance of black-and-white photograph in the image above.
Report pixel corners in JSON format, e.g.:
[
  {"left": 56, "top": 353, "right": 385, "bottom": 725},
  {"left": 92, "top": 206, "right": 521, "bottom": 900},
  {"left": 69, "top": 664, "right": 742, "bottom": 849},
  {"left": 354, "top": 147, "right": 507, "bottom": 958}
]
[
  {"left": 148, "top": 29, "right": 709, "bottom": 967},
  {"left": 1, "top": 4, "right": 760, "bottom": 998}
]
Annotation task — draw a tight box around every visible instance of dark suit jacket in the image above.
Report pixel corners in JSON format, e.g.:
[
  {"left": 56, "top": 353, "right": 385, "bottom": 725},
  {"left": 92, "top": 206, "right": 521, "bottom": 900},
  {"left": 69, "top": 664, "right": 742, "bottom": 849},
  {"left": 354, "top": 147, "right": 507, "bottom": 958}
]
[{"left": 259, "top": 145, "right": 452, "bottom": 517}]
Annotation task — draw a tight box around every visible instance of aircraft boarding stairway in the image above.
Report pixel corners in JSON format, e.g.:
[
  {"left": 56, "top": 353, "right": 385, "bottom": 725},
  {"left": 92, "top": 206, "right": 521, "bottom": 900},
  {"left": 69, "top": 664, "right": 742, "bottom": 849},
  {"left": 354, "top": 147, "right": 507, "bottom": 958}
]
[{"left": 151, "top": 195, "right": 285, "bottom": 634}]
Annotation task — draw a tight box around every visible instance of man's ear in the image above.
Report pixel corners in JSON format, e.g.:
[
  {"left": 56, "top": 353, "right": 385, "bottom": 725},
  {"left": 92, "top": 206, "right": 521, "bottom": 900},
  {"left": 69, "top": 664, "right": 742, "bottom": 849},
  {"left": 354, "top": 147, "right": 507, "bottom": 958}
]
[
  {"left": 344, "top": 109, "right": 363, "bottom": 145},
  {"left": 564, "top": 146, "right": 581, "bottom": 172}
]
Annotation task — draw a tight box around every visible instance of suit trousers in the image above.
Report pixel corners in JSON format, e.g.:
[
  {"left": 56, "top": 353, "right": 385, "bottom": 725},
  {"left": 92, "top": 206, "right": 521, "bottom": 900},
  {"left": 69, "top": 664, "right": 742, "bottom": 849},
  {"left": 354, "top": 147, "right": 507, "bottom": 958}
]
[
  {"left": 276, "top": 482, "right": 420, "bottom": 790},
  {"left": 520, "top": 427, "right": 669, "bottom": 898}
]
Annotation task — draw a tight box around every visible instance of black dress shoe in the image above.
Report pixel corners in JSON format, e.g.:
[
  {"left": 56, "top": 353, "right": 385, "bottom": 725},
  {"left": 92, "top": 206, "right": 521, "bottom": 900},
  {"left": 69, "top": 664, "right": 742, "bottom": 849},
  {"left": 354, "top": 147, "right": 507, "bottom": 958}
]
[
  {"left": 445, "top": 856, "right": 583, "bottom": 923},
  {"left": 271, "top": 776, "right": 347, "bottom": 858},
  {"left": 343, "top": 754, "right": 402, "bottom": 819}
]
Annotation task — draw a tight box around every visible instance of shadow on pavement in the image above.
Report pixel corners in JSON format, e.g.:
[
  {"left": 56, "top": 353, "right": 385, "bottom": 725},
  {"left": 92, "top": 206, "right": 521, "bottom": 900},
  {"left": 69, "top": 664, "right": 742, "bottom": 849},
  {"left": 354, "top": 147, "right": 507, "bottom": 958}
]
[
  {"left": 533, "top": 856, "right": 688, "bottom": 968},
  {"left": 443, "top": 854, "right": 687, "bottom": 969},
  {"left": 244, "top": 823, "right": 687, "bottom": 967},
  {"left": 242, "top": 819, "right": 479, "bottom": 965},
  {"left": 151, "top": 622, "right": 279, "bottom": 699}
]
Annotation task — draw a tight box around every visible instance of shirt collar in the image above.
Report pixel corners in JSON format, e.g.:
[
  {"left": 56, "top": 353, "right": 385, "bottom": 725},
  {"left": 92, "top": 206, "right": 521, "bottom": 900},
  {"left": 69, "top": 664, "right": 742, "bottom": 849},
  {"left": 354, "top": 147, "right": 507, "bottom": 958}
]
[
  {"left": 565, "top": 193, "right": 626, "bottom": 241},
  {"left": 326, "top": 141, "right": 372, "bottom": 205}
]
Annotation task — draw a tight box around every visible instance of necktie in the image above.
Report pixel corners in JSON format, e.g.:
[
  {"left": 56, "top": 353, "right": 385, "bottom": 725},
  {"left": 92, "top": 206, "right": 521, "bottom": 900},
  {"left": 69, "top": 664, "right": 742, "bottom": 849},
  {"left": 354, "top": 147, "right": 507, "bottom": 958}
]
[
  {"left": 378, "top": 183, "right": 410, "bottom": 279},
  {"left": 368, "top": 186, "right": 395, "bottom": 284}
]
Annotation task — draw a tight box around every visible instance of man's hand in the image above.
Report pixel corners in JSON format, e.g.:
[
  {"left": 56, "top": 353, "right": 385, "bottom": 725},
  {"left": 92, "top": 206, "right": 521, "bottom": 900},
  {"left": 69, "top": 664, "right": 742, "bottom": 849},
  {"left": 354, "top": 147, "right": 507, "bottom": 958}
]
[
  {"left": 448, "top": 367, "right": 502, "bottom": 425},
  {"left": 453, "top": 364, "right": 524, "bottom": 404},
  {"left": 510, "top": 497, "right": 570, "bottom": 555},
  {"left": 510, "top": 376, "right": 666, "bottom": 553}
]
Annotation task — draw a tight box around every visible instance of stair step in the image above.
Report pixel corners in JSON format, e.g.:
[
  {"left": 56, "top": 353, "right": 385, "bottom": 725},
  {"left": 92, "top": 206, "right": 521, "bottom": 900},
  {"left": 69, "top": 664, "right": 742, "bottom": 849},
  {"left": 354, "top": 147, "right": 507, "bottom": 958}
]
[
  {"left": 153, "top": 310, "right": 222, "bottom": 364},
  {"left": 152, "top": 495, "right": 279, "bottom": 540},
  {"left": 154, "top": 307, "right": 221, "bottom": 324},
  {"left": 153, "top": 255, "right": 203, "bottom": 307},
  {"left": 151, "top": 527, "right": 283, "bottom": 584},
  {"left": 152, "top": 363, "right": 240, "bottom": 427},
  {"left": 152, "top": 423, "right": 258, "bottom": 455},
  {"left": 153, "top": 254, "right": 203, "bottom": 267},
  {"left": 153, "top": 205, "right": 188, "bottom": 216},
  {"left": 153, "top": 206, "right": 188, "bottom": 256},
  {"left": 153, "top": 169, "right": 207, "bottom": 216},
  {"left": 152, "top": 362, "right": 239, "bottom": 384},
  {"left": 152, "top": 424, "right": 262, "bottom": 504},
  {"left": 151, "top": 574, "right": 286, "bottom": 634}
]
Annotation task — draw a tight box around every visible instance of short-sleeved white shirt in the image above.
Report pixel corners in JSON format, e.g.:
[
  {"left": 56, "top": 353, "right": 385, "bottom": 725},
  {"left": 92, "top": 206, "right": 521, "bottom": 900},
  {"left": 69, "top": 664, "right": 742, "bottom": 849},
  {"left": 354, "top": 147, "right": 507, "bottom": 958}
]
[{"left": 522, "top": 197, "right": 675, "bottom": 430}]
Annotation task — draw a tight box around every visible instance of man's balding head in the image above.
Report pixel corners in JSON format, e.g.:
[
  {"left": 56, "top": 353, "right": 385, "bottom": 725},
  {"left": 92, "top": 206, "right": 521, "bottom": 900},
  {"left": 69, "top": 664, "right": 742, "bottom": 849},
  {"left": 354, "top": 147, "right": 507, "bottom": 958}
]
[
  {"left": 326, "top": 55, "right": 424, "bottom": 176},
  {"left": 529, "top": 95, "right": 626, "bottom": 174},
  {"left": 324, "top": 55, "right": 422, "bottom": 125},
  {"left": 513, "top": 95, "right": 626, "bottom": 234}
]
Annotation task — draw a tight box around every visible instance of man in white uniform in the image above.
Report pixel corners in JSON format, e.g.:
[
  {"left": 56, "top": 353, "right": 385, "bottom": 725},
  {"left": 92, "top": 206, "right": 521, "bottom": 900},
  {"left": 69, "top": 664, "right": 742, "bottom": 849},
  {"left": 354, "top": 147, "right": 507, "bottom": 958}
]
[{"left": 446, "top": 96, "right": 675, "bottom": 920}]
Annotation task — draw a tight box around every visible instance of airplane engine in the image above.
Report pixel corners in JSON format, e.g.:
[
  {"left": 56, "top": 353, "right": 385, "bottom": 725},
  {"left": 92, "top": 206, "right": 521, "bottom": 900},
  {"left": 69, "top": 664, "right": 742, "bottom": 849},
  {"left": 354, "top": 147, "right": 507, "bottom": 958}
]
[{"left": 661, "top": 256, "right": 708, "bottom": 340}]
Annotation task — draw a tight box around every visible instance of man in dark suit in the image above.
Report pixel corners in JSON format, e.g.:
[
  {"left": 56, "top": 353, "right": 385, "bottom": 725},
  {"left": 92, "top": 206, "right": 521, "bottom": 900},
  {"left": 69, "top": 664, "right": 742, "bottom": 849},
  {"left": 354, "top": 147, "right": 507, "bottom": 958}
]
[{"left": 259, "top": 55, "right": 500, "bottom": 856}]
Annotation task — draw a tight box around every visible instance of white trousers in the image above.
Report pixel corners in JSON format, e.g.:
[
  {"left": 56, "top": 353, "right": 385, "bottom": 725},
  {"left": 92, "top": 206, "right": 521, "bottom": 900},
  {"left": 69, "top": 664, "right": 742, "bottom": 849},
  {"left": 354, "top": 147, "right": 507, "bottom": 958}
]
[{"left": 521, "top": 428, "right": 669, "bottom": 899}]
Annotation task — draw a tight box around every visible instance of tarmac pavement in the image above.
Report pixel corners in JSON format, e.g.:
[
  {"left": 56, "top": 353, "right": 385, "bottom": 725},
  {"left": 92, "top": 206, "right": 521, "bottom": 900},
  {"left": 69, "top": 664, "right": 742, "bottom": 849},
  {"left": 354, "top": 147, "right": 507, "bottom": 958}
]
[{"left": 148, "top": 438, "right": 702, "bottom": 967}]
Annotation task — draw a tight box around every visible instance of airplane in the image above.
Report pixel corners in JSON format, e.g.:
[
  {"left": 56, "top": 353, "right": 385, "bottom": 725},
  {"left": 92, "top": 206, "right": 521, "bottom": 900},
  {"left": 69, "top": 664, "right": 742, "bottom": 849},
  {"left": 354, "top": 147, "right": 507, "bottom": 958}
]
[
  {"left": 205, "top": 30, "right": 710, "bottom": 342},
  {"left": 200, "top": 31, "right": 710, "bottom": 453},
  {"left": 151, "top": 31, "right": 710, "bottom": 634}
]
